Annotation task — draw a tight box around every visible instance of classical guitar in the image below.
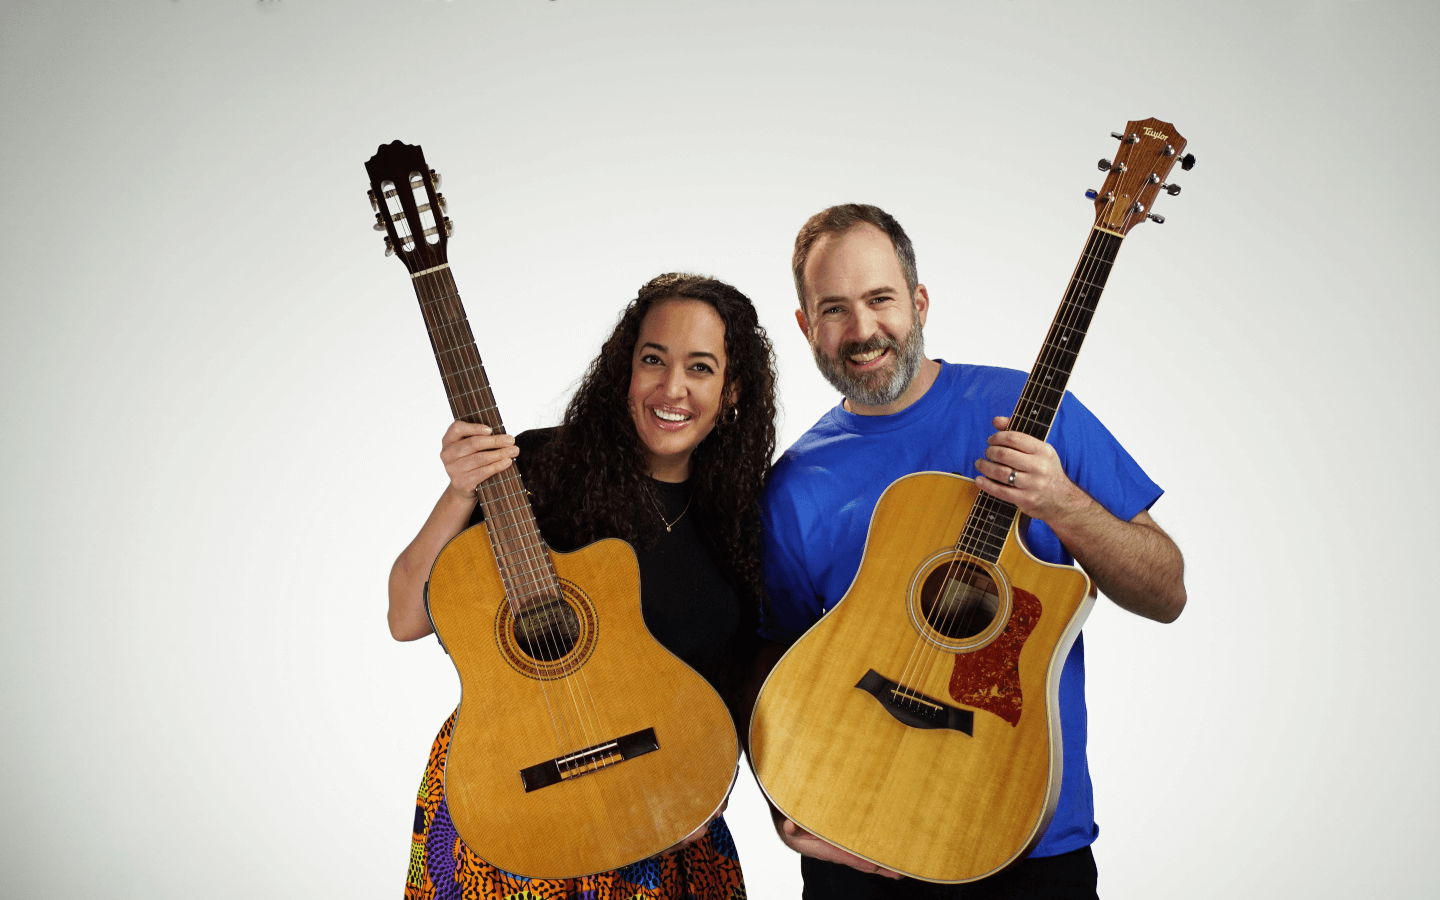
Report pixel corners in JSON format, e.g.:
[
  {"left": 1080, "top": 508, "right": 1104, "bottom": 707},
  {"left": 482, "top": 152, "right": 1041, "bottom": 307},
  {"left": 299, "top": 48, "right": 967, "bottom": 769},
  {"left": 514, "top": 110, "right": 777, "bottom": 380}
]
[
  {"left": 749, "top": 118, "right": 1193, "bottom": 882},
  {"left": 365, "top": 141, "right": 738, "bottom": 879}
]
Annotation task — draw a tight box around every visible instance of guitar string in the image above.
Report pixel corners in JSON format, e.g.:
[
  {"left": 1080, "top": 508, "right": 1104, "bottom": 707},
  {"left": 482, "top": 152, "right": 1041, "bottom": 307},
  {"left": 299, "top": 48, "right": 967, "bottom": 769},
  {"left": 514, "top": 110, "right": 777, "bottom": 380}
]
[
  {"left": 431, "top": 277, "right": 605, "bottom": 758},
  {"left": 927, "top": 200, "right": 1131, "bottom": 710},
  {"left": 422, "top": 264, "right": 601, "bottom": 755},
  {"left": 891, "top": 221, "right": 1122, "bottom": 715},
  {"left": 416, "top": 257, "right": 594, "bottom": 755},
  {"left": 422, "top": 257, "right": 612, "bottom": 759}
]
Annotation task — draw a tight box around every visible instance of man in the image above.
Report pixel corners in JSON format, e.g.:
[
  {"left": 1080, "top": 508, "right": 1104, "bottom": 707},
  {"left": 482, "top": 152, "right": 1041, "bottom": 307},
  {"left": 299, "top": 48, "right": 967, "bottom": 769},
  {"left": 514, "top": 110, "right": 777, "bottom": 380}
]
[{"left": 758, "top": 204, "right": 1186, "bottom": 898}]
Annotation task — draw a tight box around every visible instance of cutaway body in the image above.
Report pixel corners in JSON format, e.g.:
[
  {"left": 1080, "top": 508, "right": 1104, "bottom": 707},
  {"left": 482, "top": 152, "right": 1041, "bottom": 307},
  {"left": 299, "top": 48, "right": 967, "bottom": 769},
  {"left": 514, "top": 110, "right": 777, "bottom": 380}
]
[
  {"left": 429, "top": 525, "right": 739, "bottom": 879},
  {"left": 750, "top": 472, "right": 1094, "bottom": 883}
]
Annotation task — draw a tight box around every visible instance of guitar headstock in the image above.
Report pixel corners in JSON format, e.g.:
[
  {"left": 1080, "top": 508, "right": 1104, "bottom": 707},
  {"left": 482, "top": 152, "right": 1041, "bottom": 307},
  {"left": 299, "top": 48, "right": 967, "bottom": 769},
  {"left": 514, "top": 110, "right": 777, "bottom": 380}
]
[
  {"left": 1087, "top": 118, "right": 1193, "bottom": 235},
  {"left": 364, "top": 140, "right": 451, "bottom": 274}
]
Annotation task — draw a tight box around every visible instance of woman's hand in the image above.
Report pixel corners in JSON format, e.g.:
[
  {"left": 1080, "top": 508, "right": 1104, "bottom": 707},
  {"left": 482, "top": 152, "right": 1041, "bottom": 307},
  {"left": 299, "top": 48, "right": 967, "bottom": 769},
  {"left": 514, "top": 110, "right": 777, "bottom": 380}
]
[
  {"left": 388, "top": 421, "right": 519, "bottom": 641},
  {"left": 440, "top": 420, "right": 519, "bottom": 499}
]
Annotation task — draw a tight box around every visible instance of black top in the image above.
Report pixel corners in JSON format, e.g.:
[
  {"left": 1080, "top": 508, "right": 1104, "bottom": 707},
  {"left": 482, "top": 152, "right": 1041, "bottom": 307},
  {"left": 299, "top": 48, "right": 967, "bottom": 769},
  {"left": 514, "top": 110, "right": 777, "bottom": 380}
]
[{"left": 466, "top": 428, "right": 742, "bottom": 690}]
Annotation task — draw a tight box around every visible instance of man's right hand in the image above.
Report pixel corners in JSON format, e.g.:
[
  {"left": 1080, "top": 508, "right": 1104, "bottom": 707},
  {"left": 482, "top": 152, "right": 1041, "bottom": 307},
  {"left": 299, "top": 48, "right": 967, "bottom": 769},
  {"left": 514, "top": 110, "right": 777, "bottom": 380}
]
[{"left": 777, "top": 818, "right": 904, "bottom": 880}]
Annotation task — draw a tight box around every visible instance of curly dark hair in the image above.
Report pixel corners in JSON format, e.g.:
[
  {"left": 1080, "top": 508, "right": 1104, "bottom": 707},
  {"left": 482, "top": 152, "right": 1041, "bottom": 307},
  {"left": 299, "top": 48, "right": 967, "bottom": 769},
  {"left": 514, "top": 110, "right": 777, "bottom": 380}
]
[{"left": 524, "top": 273, "right": 778, "bottom": 710}]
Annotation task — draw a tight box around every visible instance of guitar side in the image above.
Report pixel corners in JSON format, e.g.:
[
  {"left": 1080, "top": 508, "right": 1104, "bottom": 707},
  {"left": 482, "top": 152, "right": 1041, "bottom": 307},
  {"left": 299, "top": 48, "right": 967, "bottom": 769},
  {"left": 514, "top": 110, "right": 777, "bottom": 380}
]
[
  {"left": 429, "top": 526, "right": 739, "bottom": 879},
  {"left": 749, "top": 471, "right": 1095, "bottom": 882}
]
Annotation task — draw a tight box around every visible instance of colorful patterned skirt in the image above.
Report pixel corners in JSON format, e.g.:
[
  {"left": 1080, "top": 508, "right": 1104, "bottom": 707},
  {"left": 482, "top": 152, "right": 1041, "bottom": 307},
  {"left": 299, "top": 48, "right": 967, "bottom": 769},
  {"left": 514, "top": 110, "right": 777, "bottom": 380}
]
[{"left": 405, "top": 711, "right": 747, "bottom": 900}]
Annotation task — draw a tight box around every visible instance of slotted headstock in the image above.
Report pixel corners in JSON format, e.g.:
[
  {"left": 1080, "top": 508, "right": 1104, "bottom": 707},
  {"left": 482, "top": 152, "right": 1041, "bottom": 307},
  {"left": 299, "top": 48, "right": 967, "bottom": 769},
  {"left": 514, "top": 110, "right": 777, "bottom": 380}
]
[
  {"left": 364, "top": 140, "right": 451, "bottom": 274},
  {"left": 1088, "top": 118, "right": 1192, "bottom": 235}
]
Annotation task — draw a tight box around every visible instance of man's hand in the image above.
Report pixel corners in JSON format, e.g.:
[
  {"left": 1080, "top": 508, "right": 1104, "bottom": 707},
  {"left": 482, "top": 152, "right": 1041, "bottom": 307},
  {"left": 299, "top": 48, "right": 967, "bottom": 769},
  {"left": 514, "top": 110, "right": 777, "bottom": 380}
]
[
  {"left": 777, "top": 818, "right": 903, "bottom": 880},
  {"left": 974, "top": 416, "right": 1186, "bottom": 623},
  {"left": 973, "top": 415, "right": 1090, "bottom": 523}
]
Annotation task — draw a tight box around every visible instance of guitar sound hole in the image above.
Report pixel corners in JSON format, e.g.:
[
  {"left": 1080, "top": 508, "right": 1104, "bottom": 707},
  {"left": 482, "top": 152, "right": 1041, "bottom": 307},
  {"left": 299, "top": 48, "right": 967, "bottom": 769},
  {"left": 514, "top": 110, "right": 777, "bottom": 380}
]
[
  {"left": 512, "top": 599, "right": 581, "bottom": 662},
  {"left": 920, "top": 562, "right": 999, "bottom": 639}
]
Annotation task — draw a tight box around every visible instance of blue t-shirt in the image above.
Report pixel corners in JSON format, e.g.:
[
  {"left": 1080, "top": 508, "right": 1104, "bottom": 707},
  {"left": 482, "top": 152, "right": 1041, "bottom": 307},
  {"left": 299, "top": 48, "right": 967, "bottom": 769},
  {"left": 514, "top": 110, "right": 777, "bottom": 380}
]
[{"left": 760, "top": 361, "right": 1162, "bottom": 858}]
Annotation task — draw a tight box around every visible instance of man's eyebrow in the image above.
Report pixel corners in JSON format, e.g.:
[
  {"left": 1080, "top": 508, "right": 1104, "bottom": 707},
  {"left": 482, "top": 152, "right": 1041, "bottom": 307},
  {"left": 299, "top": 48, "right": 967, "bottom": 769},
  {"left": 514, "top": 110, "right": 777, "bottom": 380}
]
[{"left": 815, "top": 286, "right": 902, "bottom": 305}]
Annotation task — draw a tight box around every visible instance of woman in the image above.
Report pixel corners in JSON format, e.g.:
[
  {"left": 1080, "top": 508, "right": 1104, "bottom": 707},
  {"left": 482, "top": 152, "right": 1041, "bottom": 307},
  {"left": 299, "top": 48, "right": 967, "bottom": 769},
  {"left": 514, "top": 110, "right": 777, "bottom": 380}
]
[{"left": 388, "top": 273, "right": 777, "bottom": 900}]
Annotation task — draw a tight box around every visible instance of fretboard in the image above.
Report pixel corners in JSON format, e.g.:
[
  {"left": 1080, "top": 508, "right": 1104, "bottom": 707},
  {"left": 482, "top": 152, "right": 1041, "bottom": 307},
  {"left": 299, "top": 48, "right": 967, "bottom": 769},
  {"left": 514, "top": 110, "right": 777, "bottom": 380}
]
[
  {"left": 412, "top": 265, "right": 558, "bottom": 609},
  {"left": 955, "top": 228, "right": 1124, "bottom": 563}
]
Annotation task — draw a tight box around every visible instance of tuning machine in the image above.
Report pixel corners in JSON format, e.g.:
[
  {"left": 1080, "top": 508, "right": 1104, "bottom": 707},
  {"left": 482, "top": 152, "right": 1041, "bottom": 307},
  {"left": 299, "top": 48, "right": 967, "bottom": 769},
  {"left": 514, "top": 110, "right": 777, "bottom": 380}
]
[
  {"left": 1111, "top": 131, "right": 1139, "bottom": 144},
  {"left": 373, "top": 212, "right": 387, "bottom": 232},
  {"left": 368, "top": 189, "right": 379, "bottom": 212},
  {"left": 383, "top": 236, "right": 396, "bottom": 257},
  {"left": 1180, "top": 153, "right": 1197, "bottom": 171}
]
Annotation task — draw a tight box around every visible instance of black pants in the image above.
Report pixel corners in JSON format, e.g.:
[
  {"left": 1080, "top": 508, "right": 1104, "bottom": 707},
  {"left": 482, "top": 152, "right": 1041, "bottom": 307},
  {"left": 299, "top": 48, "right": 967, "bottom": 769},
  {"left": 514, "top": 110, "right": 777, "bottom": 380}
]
[{"left": 800, "top": 847, "right": 1099, "bottom": 900}]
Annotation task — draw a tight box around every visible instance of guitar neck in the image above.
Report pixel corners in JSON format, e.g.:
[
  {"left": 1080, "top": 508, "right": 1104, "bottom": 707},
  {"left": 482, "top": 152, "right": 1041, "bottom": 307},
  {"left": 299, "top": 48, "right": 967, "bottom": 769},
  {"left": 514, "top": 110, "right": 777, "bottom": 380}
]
[
  {"left": 956, "top": 227, "right": 1125, "bottom": 563},
  {"left": 411, "top": 265, "right": 558, "bottom": 608}
]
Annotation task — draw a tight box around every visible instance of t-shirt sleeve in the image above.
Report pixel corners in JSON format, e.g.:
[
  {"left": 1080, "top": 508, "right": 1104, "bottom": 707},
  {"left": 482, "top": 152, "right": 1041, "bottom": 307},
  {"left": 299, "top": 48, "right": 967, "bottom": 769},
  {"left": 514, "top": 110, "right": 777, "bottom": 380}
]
[
  {"left": 1021, "top": 392, "right": 1163, "bottom": 565},
  {"left": 1056, "top": 392, "right": 1163, "bottom": 521},
  {"left": 759, "top": 465, "right": 824, "bottom": 644}
]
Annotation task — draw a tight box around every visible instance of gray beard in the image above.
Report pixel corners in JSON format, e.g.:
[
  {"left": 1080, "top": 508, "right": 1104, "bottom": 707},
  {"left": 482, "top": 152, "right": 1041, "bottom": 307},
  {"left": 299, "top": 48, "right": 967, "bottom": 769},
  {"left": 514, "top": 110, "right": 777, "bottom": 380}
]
[{"left": 811, "top": 303, "right": 925, "bottom": 409}]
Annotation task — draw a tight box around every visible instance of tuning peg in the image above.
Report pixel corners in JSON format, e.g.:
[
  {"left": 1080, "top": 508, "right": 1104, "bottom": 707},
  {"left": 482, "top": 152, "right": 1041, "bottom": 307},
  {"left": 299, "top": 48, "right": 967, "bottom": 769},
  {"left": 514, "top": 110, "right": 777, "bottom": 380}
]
[
  {"left": 1163, "top": 144, "right": 1176, "bottom": 158},
  {"left": 1147, "top": 213, "right": 1166, "bottom": 224},
  {"left": 430, "top": 168, "right": 442, "bottom": 189},
  {"left": 1097, "top": 159, "right": 1111, "bottom": 172},
  {"left": 383, "top": 236, "right": 395, "bottom": 256},
  {"left": 1180, "top": 153, "right": 1196, "bottom": 170},
  {"left": 443, "top": 217, "right": 454, "bottom": 237},
  {"left": 368, "top": 189, "right": 379, "bottom": 212},
  {"left": 373, "top": 213, "right": 387, "bottom": 232},
  {"left": 436, "top": 194, "right": 447, "bottom": 214},
  {"left": 1110, "top": 132, "right": 1140, "bottom": 144},
  {"left": 1085, "top": 189, "right": 1099, "bottom": 200},
  {"left": 1130, "top": 202, "right": 1145, "bottom": 214},
  {"left": 1161, "top": 183, "right": 1181, "bottom": 196}
]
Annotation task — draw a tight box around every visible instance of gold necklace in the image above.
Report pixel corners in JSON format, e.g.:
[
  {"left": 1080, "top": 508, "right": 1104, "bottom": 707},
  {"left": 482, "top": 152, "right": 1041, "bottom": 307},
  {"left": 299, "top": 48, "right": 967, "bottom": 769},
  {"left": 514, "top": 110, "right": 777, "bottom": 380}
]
[{"left": 651, "top": 487, "right": 693, "bottom": 533}]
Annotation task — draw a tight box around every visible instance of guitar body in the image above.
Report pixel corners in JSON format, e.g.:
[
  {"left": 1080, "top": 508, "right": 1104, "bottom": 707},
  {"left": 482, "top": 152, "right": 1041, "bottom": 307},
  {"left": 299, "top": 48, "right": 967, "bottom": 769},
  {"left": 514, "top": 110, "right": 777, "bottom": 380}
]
[
  {"left": 364, "top": 141, "right": 743, "bottom": 878},
  {"left": 428, "top": 524, "right": 739, "bottom": 879},
  {"left": 750, "top": 472, "right": 1095, "bottom": 882}
]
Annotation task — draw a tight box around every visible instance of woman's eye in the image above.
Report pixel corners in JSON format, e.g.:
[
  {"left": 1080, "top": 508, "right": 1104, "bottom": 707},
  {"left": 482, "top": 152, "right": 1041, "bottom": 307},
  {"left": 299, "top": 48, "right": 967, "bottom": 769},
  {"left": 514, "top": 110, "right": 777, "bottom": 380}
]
[
  {"left": 690, "top": 363, "right": 714, "bottom": 374},
  {"left": 641, "top": 353, "right": 662, "bottom": 365}
]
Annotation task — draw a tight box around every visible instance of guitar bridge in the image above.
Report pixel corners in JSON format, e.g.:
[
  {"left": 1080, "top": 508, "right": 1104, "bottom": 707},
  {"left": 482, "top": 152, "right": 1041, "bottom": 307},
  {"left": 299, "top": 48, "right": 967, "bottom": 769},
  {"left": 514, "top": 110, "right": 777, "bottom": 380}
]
[
  {"left": 519, "top": 728, "right": 660, "bottom": 792},
  {"left": 856, "top": 669, "right": 974, "bottom": 735}
]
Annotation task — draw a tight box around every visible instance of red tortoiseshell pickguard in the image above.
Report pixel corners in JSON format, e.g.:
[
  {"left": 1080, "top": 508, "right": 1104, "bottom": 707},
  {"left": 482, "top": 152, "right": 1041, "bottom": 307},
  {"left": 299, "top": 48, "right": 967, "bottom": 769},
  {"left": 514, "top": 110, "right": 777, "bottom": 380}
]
[{"left": 947, "top": 587, "right": 1042, "bottom": 726}]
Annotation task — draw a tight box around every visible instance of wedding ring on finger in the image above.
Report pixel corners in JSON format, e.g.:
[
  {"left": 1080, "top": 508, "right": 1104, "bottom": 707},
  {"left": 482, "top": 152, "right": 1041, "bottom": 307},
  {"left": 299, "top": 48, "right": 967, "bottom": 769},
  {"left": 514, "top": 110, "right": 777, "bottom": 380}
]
[{"left": 1007, "top": 469, "right": 1018, "bottom": 487}]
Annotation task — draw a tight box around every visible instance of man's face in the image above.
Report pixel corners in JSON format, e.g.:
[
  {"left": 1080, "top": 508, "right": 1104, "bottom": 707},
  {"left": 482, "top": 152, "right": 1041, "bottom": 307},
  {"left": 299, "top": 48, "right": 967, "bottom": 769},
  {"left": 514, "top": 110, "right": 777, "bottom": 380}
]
[{"left": 797, "top": 223, "right": 928, "bottom": 412}]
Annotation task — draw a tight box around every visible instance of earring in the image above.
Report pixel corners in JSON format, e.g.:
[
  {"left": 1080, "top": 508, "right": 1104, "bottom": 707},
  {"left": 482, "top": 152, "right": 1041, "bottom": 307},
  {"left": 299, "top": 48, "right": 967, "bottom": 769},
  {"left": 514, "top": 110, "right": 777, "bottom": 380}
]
[{"left": 722, "top": 405, "right": 740, "bottom": 426}]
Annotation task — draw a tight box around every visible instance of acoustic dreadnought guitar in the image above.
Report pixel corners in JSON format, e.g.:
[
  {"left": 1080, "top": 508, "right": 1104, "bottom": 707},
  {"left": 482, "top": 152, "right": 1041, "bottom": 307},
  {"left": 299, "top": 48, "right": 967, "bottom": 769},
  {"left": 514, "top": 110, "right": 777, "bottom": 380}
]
[
  {"left": 749, "top": 118, "right": 1193, "bottom": 883},
  {"left": 365, "top": 141, "right": 738, "bottom": 879}
]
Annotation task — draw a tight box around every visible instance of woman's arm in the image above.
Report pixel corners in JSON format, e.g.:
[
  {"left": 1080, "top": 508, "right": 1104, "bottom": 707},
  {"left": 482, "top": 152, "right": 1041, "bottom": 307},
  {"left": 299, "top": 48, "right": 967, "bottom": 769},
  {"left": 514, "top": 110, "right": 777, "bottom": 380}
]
[{"left": 387, "top": 421, "right": 519, "bottom": 641}]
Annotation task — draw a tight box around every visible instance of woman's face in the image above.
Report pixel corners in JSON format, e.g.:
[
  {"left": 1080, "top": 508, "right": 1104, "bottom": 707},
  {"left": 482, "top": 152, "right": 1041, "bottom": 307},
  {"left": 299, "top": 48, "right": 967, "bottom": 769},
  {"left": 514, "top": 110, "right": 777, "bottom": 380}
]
[{"left": 627, "top": 298, "right": 730, "bottom": 482}]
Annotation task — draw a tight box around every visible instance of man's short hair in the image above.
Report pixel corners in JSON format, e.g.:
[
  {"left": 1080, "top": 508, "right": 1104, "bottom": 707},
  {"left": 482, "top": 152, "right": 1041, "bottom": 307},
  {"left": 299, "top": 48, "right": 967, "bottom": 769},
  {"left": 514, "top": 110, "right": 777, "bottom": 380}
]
[{"left": 792, "top": 203, "right": 918, "bottom": 315}]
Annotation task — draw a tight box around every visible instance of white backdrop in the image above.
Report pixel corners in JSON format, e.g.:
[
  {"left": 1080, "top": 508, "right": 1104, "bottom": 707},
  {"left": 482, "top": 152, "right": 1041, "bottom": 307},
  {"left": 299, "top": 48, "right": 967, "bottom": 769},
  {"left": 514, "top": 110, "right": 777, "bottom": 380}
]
[{"left": 2, "top": 1, "right": 1436, "bottom": 897}]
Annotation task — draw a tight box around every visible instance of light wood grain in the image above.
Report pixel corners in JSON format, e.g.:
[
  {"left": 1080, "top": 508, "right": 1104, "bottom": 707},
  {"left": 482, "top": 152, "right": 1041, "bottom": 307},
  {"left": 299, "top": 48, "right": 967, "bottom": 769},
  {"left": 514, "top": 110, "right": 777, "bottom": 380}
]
[
  {"left": 429, "top": 527, "right": 738, "bottom": 879},
  {"left": 750, "top": 472, "right": 1094, "bottom": 883}
]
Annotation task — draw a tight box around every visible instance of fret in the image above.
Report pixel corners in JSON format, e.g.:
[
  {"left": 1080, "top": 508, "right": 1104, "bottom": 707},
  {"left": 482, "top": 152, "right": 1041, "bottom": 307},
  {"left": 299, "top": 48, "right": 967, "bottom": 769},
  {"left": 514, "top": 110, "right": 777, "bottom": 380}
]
[
  {"left": 418, "top": 266, "right": 559, "bottom": 611},
  {"left": 952, "top": 226, "right": 1126, "bottom": 559}
]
